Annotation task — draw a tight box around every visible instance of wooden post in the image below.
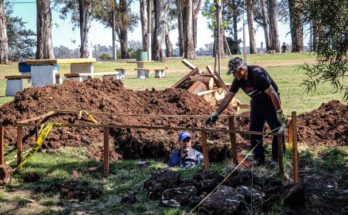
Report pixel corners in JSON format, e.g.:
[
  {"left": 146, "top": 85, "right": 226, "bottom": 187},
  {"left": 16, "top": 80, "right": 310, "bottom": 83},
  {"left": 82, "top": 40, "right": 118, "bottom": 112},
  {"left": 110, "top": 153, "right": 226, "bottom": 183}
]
[
  {"left": 228, "top": 116, "right": 238, "bottom": 164},
  {"left": 277, "top": 134, "right": 284, "bottom": 179},
  {"left": 17, "top": 126, "right": 23, "bottom": 167},
  {"left": 103, "top": 127, "right": 110, "bottom": 174},
  {"left": 35, "top": 126, "right": 39, "bottom": 141},
  {"left": 288, "top": 119, "right": 293, "bottom": 145},
  {"left": 0, "top": 126, "right": 4, "bottom": 165},
  {"left": 292, "top": 111, "right": 299, "bottom": 183},
  {"left": 200, "top": 129, "right": 209, "bottom": 171}
]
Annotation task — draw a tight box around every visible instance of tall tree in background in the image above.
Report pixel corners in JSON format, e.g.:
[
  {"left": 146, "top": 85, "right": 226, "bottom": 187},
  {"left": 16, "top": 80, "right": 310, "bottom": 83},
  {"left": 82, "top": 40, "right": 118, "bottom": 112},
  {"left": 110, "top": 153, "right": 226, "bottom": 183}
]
[
  {"left": 79, "top": 0, "right": 92, "bottom": 57},
  {"left": 0, "top": 0, "right": 9, "bottom": 64},
  {"left": 258, "top": 0, "right": 270, "bottom": 50},
  {"left": 153, "top": 0, "right": 168, "bottom": 61},
  {"left": 36, "top": 0, "right": 54, "bottom": 59},
  {"left": 176, "top": 0, "right": 184, "bottom": 56},
  {"left": 184, "top": 0, "right": 195, "bottom": 59},
  {"left": 299, "top": 0, "right": 347, "bottom": 100},
  {"left": 288, "top": 0, "right": 303, "bottom": 52},
  {"left": 140, "top": 0, "right": 148, "bottom": 51},
  {"left": 267, "top": 0, "right": 280, "bottom": 52},
  {"left": 246, "top": 0, "right": 256, "bottom": 53},
  {"left": 193, "top": 0, "right": 203, "bottom": 51}
]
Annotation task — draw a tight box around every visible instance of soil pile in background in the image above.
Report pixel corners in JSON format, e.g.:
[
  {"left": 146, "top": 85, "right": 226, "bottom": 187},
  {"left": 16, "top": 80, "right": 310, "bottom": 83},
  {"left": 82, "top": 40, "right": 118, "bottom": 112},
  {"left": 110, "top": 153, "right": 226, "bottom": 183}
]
[
  {"left": 297, "top": 100, "right": 347, "bottom": 146},
  {"left": 0, "top": 79, "right": 235, "bottom": 161}
]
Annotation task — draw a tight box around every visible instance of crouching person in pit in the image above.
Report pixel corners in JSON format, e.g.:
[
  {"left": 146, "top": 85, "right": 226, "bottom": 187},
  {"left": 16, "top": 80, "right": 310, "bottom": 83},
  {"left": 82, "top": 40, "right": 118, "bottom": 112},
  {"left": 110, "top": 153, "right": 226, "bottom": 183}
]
[{"left": 168, "top": 132, "right": 204, "bottom": 168}]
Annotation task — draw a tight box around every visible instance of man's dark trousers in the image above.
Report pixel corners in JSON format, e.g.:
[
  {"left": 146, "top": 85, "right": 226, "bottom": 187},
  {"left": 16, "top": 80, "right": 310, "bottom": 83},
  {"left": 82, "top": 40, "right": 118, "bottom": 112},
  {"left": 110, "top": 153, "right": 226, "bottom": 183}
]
[{"left": 249, "top": 101, "right": 285, "bottom": 161}]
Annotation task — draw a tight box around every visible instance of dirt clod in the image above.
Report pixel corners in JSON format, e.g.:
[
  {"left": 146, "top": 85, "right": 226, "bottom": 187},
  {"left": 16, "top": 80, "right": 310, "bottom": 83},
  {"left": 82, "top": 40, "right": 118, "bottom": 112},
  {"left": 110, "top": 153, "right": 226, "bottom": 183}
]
[
  {"left": 23, "top": 172, "right": 40, "bottom": 183},
  {"left": 0, "top": 164, "right": 13, "bottom": 186}
]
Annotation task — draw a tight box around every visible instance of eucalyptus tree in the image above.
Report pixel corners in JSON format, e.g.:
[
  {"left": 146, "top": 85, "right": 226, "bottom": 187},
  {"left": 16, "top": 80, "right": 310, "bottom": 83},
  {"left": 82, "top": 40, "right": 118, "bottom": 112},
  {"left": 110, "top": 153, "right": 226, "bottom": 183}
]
[
  {"left": 288, "top": 0, "right": 303, "bottom": 52},
  {"left": 246, "top": 0, "right": 256, "bottom": 53},
  {"left": 93, "top": 0, "right": 137, "bottom": 59},
  {"left": 37, "top": 0, "right": 54, "bottom": 59},
  {"left": 0, "top": 0, "right": 9, "bottom": 64},
  {"left": 267, "top": 0, "right": 280, "bottom": 52}
]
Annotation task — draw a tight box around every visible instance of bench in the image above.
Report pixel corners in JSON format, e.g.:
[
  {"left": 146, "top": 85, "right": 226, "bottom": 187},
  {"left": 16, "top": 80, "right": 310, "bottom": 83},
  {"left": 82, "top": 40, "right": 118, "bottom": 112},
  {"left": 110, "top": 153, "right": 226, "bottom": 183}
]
[
  {"left": 5, "top": 74, "right": 61, "bottom": 96},
  {"left": 26, "top": 58, "right": 96, "bottom": 87},
  {"left": 64, "top": 72, "right": 121, "bottom": 82},
  {"left": 134, "top": 68, "right": 167, "bottom": 78}
]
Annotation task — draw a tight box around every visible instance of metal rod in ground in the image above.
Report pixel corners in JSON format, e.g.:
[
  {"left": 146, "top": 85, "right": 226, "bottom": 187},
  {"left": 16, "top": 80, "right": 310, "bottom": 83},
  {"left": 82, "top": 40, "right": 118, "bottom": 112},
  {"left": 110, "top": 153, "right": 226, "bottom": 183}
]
[
  {"left": 292, "top": 111, "right": 299, "bottom": 183},
  {"left": 103, "top": 127, "right": 110, "bottom": 174},
  {"left": 228, "top": 116, "right": 238, "bottom": 164},
  {"left": 200, "top": 129, "right": 209, "bottom": 171},
  {"left": 17, "top": 126, "right": 23, "bottom": 167},
  {"left": 277, "top": 134, "right": 284, "bottom": 179},
  {"left": 0, "top": 126, "right": 4, "bottom": 165}
]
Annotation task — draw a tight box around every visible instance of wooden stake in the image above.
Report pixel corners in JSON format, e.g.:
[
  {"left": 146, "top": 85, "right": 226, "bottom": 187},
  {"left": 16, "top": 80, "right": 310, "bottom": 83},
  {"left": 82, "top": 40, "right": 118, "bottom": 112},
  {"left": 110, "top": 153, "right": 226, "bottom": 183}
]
[
  {"left": 200, "top": 129, "right": 209, "bottom": 171},
  {"left": 103, "top": 127, "right": 110, "bottom": 174},
  {"left": 0, "top": 126, "right": 4, "bottom": 165},
  {"left": 288, "top": 119, "right": 293, "bottom": 145},
  {"left": 292, "top": 111, "right": 299, "bottom": 183},
  {"left": 228, "top": 116, "right": 238, "bottom": 164},
  {"left": 277, "top": 134, "right": 284, "bottom": 180},
  {"left": 17, "top": 126, "right": 23, "bottom": 167}
]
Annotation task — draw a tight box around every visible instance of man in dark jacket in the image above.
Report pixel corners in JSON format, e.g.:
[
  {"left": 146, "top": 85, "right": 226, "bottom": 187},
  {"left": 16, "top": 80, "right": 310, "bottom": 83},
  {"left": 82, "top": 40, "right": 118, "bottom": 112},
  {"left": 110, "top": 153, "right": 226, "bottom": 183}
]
[
  {"left": 168, "top": 132, "right": 204, "bottom": 168},
  {"left": 205, "top": 57, "right": 287, "bottom": 165}
]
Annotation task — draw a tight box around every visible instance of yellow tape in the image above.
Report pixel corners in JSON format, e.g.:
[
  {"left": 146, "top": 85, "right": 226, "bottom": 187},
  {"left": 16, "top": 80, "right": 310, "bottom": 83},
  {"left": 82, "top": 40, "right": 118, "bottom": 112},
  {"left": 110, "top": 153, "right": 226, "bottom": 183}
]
[
  {"left": 16, "top": 123, "right": 64, "bottom": 170},
  {"left": 77, "top": 110, "right": 98, "bottom": 124}
]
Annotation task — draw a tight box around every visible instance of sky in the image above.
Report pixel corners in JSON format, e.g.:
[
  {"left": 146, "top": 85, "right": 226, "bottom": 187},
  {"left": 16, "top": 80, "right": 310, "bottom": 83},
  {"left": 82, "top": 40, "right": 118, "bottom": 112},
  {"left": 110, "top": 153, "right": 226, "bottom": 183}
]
[{"left": 9, "top": 1, "right": 309, "bottom": 50}]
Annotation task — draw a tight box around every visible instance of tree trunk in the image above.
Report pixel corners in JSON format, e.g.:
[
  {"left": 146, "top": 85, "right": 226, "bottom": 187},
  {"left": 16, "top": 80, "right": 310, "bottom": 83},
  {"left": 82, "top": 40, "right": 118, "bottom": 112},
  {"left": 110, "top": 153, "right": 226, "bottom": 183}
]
[
  {"left": 112, "top": 10, "right": 117, "bottom": 60},
  {"left": 36, "top": 0, "right": 54, "bottom": 59},
  {"left": 184, "top": 0, "right": 195, "bottom": 59},
  {"left": 119, "top": 29, "right": 129, "bottom": 58},
  {"left": 260, "top": 0, "right": 270, "bottom": 50},
  {"left": 193, "top": 0, "right": 202, "bottom": 51},
  {"left": 177, "top": 0, "right": 185, "bottom": 57},
  {"left": 246, "top": 0, "right": 257, "bottom": 54},
  {"left": 232, "top": 0, "right": 238, "bottom": 42},
  {"left": 0, "top": 0, "right": 9, "bottom": 64},
  {"left": 153, "top": 0, "right": 167, "bottom": 61},
  {"left": 165, "top": 24, "right": 173, "bottom": 57},
  {"left": 79, "top": 0, "right": 92, "bottom": 58},
  {"left": 267, "top": 0, "right": 280, "bottom": 52},
  {"left": 288, "top": 0, "right": 303, "bottom": 52},
  {"left": 140, "top": 0, "right": 148, "bottom": 51}
]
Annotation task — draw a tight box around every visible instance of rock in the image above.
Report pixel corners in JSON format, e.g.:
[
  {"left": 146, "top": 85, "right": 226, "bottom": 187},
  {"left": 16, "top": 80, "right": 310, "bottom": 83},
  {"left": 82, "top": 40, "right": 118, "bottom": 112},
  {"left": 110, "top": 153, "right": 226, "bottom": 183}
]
[
  {"left": 236, "top": 185, "right": 265, "bottom": 203},
  {"left": 0, "top": 164, "right": 13, "bottom": 186},
  {"left": 198, "top": 185, "right": 245, "bottom": 215},
  {"left": 161, "top": 199, "right": 181, "bottom": 208},
  {"left": 162, "top": 186, "right": 198, "bottom": 205},
  {"left": 144, "top": 169, "right": 182, "bottom": 200}
]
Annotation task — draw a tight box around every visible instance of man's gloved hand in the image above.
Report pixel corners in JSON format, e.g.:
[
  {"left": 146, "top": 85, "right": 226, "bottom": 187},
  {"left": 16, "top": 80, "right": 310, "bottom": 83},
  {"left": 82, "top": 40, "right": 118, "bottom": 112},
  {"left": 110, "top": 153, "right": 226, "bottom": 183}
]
[
  {"left": 205, "top": 112, "right": 219, "bottom": 125},
  {"left": 277, "top": 109, "right": 288, "bottom": 125}
]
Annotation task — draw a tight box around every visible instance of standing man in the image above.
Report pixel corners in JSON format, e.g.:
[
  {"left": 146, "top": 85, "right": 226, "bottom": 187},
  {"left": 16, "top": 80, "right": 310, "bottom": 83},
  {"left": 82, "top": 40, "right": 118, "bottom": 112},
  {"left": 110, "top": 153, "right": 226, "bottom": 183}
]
[{"left": 205, "top": 57, "right": 287, "bottom": 165}]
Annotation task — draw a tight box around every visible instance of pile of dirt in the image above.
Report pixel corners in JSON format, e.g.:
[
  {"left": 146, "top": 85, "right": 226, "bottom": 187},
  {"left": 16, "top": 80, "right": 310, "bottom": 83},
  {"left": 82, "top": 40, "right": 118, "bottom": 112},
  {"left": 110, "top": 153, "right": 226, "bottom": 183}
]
[
  {"left": 143, "top": 169, "right": 294, "bottom": 213},
  {"left": 0, "top": 79, "right": 235, "bottom": 161},
  {"left": 297, "top": 100, "right": 348, "bottom": 146}
]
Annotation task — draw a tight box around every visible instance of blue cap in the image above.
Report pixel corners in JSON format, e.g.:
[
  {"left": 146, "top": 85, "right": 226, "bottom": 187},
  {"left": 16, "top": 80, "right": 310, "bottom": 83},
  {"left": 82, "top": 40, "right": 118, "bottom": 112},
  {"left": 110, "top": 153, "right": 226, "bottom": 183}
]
[{"left": 178, "top": 132, "right": 192, "bottom": 141}]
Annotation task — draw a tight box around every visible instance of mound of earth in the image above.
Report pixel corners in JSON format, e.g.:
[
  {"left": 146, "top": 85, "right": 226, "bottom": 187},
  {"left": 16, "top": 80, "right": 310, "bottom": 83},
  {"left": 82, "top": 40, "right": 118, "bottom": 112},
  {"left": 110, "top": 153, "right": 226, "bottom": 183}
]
[
  {"left": 297, "top": 100, "right": 347, "bottom": 146},
  {"left": 0, "top": 79, "right": 235, "bottom": 161}
]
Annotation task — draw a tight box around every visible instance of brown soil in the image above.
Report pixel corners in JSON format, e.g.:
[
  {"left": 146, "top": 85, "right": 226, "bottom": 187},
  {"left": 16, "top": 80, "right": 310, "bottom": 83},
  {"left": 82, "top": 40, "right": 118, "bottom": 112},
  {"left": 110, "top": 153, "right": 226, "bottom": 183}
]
[
  {"left": 0, "top": 79, "right": 235, "bottom": 161},
  {"left": 0, "top": 164, "right": 13, "bottom": 186},
  {"left": 297, "top": 100, "right": 348, "bottom": 146}
]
